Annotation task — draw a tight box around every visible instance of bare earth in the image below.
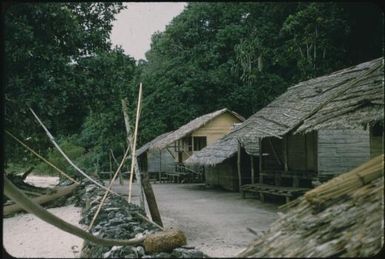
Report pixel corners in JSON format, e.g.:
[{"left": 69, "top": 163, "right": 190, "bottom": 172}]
[{"left": 111, "top": 180, "right": 279, "bottom": 258}]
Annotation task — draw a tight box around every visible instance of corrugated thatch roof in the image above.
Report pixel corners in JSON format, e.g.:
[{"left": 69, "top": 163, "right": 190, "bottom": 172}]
[
  {"left": 152, "top": 108, "right": 244, "bottom": 150},
  {"left": 237, "top": 57, "right": 383, "bottom": 154},
  {"left": 185, "top": 57, "right": 384, "bottom": 165},
  {"left": 238, "top": 155, "right": 384, "bottom": 257},
  {"left": 136, "top": 132, "right": 172, "bottom": 157}
]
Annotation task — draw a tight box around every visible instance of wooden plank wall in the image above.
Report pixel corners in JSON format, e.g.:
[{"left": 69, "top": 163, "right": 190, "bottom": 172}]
[
  {"left": 205, "top": 157, "right": 238, "bottom": 191},
  {"left": 318, "top": 128, "right": 370, "bottom": 180}
]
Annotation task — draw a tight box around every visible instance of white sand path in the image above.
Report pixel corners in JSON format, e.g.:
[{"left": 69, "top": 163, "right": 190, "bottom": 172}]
[{"left": 3, "top": 175, "right": 84, "bottom": 258}]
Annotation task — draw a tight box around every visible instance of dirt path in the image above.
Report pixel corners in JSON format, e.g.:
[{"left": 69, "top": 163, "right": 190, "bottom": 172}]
[{"left": 111, "top": 180, "right": 278, "bottom": 257}]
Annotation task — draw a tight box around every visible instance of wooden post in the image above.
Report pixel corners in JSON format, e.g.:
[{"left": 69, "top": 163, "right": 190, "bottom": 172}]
[
  {"left": 283, "top": 136, "right": 288, "bottom": 173},
  {"left": 258, "top": 138, "right": 263, "bottom": 184},
  {"left": 110, "top": 149, "right": 124, "bottom": 186},
  {"left": 109, "top": 152, "right": 113, "bottom": 182},
  {"left": 141, "top": 171, "right": 163, "bottom": 227},
  {"left": 128, "top": 83, "right": 143, "bottom": 203},
  {"left": 237, "top": 141, "right": 242, "bottom": 192},
  {"left": 250, "top": 156, "right": 255, "bottom": 184},
  {"left": 159, "top": 150, "right": 162, "bottom": 183}
]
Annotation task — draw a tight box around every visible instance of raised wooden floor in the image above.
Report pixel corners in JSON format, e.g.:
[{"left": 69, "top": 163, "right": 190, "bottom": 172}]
[{"left": 240, "top": 183, "right": 310, "bottom": 203}]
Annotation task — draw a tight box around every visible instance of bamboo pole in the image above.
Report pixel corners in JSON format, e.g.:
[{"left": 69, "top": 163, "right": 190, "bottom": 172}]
[
  {"left": 110, "top": 149, "right": 124, "bottom": 185},
  {"left": 237, "top": 141, "right": 242, "bottom": 191},
  {"left": 87, "top": 145, "right": 131, "bottom": 231},
  {"left": 121, "top": 97, "right": 145, "bottom": 209},
  {"left": 29, "top": 108, "right": 118, "bottom": 196},
  {"left": 5, "top": 130, "right": 79, "bottom": 184},
  {"left": 128, "top": 83, "right": 143, "bottom": 202}
]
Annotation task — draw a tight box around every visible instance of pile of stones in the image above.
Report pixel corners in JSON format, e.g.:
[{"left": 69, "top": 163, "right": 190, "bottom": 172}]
[{"left": 72, "top": 179, "right": 207, "bottom": 258}]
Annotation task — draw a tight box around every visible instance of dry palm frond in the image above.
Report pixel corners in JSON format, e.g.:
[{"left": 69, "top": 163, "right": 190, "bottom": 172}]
[{"left": 305, "top": 154, "right": 384, "bottom": 206}]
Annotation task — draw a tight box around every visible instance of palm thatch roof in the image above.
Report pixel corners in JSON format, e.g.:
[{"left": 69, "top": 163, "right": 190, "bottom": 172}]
[
  {"left": 238, "top": 57, "right": 383, "bottom": 153},
  {"left": 152, "top": 108, "right": 244, "bottom": 150},
  {"left": 185, "top": 57, "right": 384, "bottom": 165},
  {"left": 184, "top": 131, "right": 239, "bottom": 166},
  {"left": 238, "top": 154, "right": 384, "bottom": 257},
  {"left": 136, "top": 132, "right": 172, "bottom": 157}
]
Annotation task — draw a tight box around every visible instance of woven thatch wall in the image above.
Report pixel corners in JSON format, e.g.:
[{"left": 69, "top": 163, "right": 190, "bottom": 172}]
[{"left": 205, "top": 157, "right": 238, "bottom": 191}]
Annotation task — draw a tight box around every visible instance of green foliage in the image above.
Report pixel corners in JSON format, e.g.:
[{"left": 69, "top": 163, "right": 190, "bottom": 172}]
[
  {"left": 137, "top": 2, "right": 383, "bottom": 144},
  {"left": 4, "top": 2, "right": 125, "bottom": 163},
  {"left": 4, "top": 2, "right": 383, "bottom": 171},
  {"left": 35, "top": 138, "right": 86, "bottom": 177}
]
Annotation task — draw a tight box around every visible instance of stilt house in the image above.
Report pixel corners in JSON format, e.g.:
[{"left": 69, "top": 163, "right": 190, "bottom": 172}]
[
  {"left": 186, "top": 58, "right": 384, "bottom": 199},
  {"left": 136, "top": 108, "right": 244, "bottom": 180}
]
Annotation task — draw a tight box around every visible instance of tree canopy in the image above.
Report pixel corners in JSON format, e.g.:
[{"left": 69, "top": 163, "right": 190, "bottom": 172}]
[{"left": 4, "top": 2, "right": 383, "bottom": 172}]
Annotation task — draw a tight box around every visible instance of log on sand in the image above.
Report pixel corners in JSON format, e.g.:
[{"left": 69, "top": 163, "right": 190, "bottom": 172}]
[{"left": 3, "top": 183, "right": 79, "bottom": 217}]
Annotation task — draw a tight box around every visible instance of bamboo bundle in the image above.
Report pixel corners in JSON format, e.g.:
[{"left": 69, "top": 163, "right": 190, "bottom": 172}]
[{"left": 305, "top": 155, "right": 383, "bottom": 206}]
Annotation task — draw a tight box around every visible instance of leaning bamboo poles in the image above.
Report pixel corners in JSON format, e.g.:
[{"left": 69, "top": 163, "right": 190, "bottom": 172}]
[
  {"left": 121, "top": 96, "right": 145, "bottom": 209},
  {"left": 87, "top": 145, "right": 132, "bottom": 231},
  {"left": 29, "top": 108, "right": 119, "bottom": 196},
  {"left": 128, "top": 83, "right": 143, "bottom": 202},
  {"left": 5, "top": 130, "right": 79, "bottom": 184}
]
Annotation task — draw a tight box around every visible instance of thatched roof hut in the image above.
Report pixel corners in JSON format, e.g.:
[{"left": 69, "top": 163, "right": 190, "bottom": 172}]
[
  {"left": 152, "top": 108, "right": 244, "bottom": 150},
  {"left": 238, "top": 155, "right": 384, "bottom": 257},
  {"left": 186, "top": 57, "right": 383, "bottom": 165},
  {"left": 238, "top": 57, "right": 383, "bottom": 153}
]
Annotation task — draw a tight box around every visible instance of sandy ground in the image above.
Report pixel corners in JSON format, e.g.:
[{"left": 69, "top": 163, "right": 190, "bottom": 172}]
[
  {"left": 111, "top": 180, "right": 279, "bottom": 258},
  {"left": 3, "top": 175, "right": 278, "bottom": 258},
  {"left": 3, "top": 205, "right": 84, "bottom": 258},
  {"left": 3, "top": 175, "right": 83, "bottom": 258}
]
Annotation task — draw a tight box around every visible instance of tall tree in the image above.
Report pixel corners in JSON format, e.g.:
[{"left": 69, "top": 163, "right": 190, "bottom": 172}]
[{"left": 4, "top": 2, "right": 125, "bottom": 163}]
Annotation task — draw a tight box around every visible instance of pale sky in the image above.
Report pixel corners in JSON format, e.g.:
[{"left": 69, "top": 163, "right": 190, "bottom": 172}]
[{"left": 110, "top": 2, "right": 187, "bottom": 61}]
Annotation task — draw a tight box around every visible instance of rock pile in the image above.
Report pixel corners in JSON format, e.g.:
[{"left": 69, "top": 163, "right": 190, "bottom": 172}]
[{"left": 74, "top": 179, "right": 207, "bottom": 258}]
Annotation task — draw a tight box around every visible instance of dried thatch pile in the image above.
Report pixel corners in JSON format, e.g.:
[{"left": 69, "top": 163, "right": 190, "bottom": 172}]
[{"left": 238, "top": 155, "right": 384, "bottom": 258}]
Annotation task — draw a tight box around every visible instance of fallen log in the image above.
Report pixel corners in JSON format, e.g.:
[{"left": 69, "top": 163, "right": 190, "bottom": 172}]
[{"left": 3, "top": 182, "right": 79, "bottom": 217}]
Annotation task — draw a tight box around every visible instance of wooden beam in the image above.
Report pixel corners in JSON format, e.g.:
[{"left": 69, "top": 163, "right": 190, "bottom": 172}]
[
  {"left": 141, "top": 172, "right": 163, "bottom": 227},
  {"left": 237, "top": 141, "right": 242, "bottom": 191},
  {"left": 283, "top": 135, "right": 288, "bottom": 173},
  {"left": 250, "top": 156, "right": 255, "bottom": 184}
]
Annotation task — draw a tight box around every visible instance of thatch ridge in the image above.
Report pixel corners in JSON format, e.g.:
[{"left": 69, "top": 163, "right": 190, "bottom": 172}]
[{"left": 152, "top": 108, "right": 245, "bottom": 150}]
